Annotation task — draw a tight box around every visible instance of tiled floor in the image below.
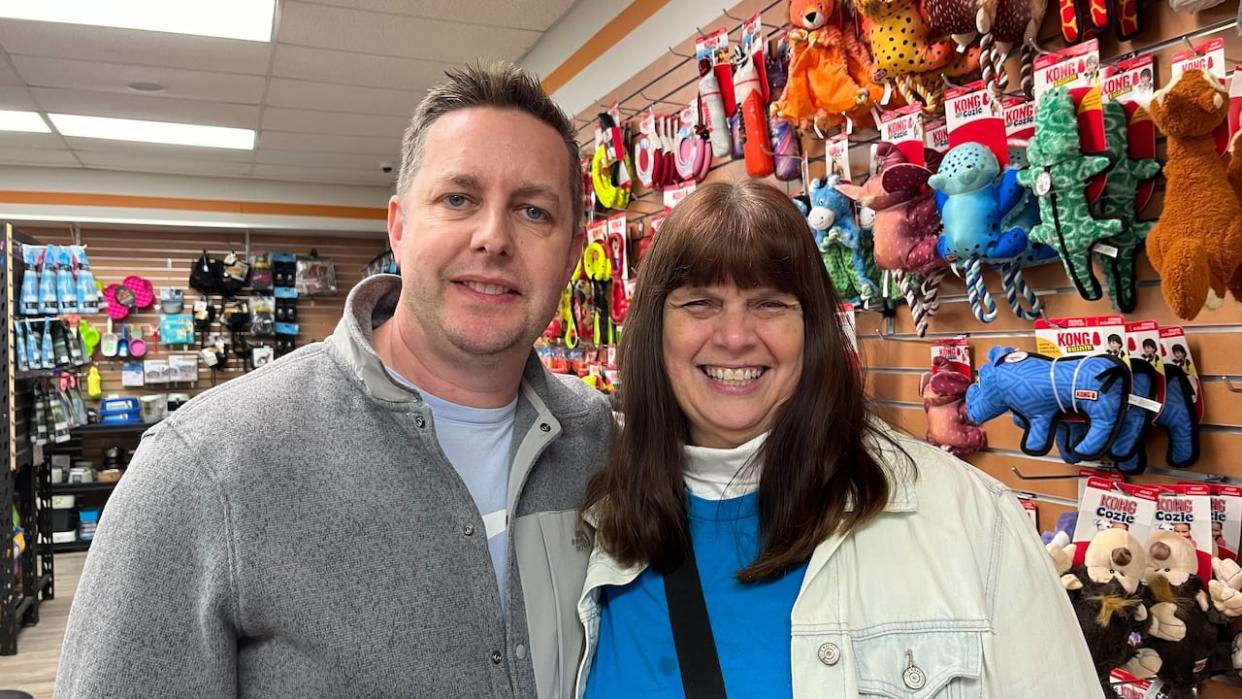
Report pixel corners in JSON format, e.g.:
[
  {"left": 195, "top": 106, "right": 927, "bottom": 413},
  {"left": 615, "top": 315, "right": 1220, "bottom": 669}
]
[{"left": 0, "top": 553, "right": 85, "bottom": 698}]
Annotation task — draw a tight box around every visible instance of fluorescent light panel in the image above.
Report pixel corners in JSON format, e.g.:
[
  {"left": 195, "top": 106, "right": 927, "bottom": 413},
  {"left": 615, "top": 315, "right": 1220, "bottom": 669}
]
[
  {"left": 0, "top": 110, "right": 50, "bottom": 133},
  {"left": 49, "top": 114, "right": 255, "bottom": 150},
  {"left": 0, "top": 1, "right": 276, "bottom": 42}
]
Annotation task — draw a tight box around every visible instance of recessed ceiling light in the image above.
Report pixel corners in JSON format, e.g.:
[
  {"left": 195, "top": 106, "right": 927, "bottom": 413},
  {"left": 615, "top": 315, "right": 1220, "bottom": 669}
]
[
  {"left": 0, "top": 110, "right": 50, "bottom": 133},
  {"left": 127, "top": 81, "right": 165, "bottom": 93},
  {"left": 48, "top": 114, "right": 254, "bottom": 150},
  {"left": 0, "top": 1, "right": 276, "bottom": 42}
]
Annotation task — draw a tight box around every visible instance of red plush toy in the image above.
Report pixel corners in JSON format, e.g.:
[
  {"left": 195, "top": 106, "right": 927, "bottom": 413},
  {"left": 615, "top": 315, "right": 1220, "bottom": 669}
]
[{"left": 921, "top": 357, "right": 987, "bottom": 456}]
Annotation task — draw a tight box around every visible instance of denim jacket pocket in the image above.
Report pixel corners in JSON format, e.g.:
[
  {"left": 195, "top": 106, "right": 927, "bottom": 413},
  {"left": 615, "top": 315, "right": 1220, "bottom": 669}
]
[{"left": 852, "top": 625, "right": 984, "bottom": 698}]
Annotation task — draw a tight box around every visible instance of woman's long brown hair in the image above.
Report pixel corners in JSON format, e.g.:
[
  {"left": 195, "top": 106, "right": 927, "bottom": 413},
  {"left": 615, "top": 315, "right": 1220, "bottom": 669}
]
[{"left": 581, "top": 179, "right": 908, "bottom": 582}]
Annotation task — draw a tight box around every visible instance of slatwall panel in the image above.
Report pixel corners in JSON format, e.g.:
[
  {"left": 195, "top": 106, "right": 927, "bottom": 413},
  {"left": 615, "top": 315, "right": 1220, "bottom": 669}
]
[
  {"left": 581, "top": 1, "right": 1242, "bottom": 695},
  {"left": 22, "top": 226, "right": 386, "bottom": 403}
]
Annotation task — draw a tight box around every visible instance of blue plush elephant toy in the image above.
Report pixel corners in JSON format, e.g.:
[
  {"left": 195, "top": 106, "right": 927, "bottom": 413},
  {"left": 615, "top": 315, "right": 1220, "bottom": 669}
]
[
  {"left": 965, "top": 345, "right": 1132, "bottom": 459},
  {"left": 803, "top": 176, "right": 878, "bottom": 303},
  {"left": 929, "top": 143, "right": 1030, "bottom": 264}
]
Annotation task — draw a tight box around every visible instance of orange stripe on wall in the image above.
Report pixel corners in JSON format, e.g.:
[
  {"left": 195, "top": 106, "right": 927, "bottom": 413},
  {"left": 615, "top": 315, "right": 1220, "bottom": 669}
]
[
  {"left": 540, "top": 0, "right": 672, "bottom": 95},
  {"left": 0, "top": 191, "right": 387, "bottom": 220}
]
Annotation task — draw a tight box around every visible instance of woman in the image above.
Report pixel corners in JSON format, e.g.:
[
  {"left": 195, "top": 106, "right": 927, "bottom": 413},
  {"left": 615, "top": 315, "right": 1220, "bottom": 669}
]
[{"left": 576, "top": 181, "right": 1100, "bottom": 697}]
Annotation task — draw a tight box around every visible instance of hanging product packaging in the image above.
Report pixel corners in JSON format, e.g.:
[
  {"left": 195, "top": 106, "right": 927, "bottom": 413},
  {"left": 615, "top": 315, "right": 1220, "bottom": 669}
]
[
  {"left": 923, "top": 119, "right": 949, "bottom": 156},
  {"left": 14, "top": 320, "right": 28, "bottom": 372},
  {"left": 56, "top": 246, "right": 78, "bottom": 314},
  {"left": 1230, "top": 69, "right": 1242, "bottom": 142},
  {"left": 25, "top": 320, "right": 41, "bottom": 370},
  {"left": 945, "top": 81, "right": 1008, "bottom": 165},
  {"left": 20, "top": 245, "right": 40, "bottom": 315},
  {"left": 695, "top": 29, "right": 732, "bottom": 158},
  {"left": 826, "top": 134, "right": 852, "bottom": 182},
  {"left": 877, "top": 104, "right": 926, "bottom": 167},
  {"left": 1158, "top": 326, "right": 1202, "bottom": 420},
  {"left": 40, "top": 318, "right": 54, "bottom": 368},
  {"left": 51, "top": 320, "right": 70, "bottom": 366},
  {"left": 1212, "top": 485, "right": 1242, "bottom": 561},
  {"left": 71, "top": 245, "right": 99, "bottom": 313},
  {"left": 1072, "top": 477, "right": 1160, "bottom": 553},
  {"left": 38, "top": 245, "right": 59, "bottom": 315},
  {"left": 1153, "top": 484, "right": 1213, "bottom": 582}
]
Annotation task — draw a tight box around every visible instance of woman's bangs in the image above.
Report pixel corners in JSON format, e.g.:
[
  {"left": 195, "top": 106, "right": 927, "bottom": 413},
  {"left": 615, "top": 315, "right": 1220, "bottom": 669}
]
[{"left": 663, "top": 214, "right": 803, "bottom": 295}]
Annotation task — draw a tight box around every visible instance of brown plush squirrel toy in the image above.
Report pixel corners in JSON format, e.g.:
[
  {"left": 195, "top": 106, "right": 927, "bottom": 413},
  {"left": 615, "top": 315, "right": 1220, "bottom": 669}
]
[{"left": 1146, "top": 69, "right": 1242, "bottom": 320}]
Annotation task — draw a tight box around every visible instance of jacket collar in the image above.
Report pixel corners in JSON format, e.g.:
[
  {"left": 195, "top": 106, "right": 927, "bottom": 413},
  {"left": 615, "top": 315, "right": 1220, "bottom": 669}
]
[{"left": 326, "top": 274, "right": 593, "bottom": 418}]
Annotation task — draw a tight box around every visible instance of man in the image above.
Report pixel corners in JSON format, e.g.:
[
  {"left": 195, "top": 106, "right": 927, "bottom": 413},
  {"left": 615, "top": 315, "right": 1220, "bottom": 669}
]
[{"left": 57, "top": 63, "right": 611, "bottom": 698}]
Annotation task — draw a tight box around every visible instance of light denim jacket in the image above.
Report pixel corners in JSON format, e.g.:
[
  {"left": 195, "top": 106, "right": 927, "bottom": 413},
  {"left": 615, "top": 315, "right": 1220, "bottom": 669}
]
[{"left": 574, "top": 424, "right": 1104, "bottom": 698}]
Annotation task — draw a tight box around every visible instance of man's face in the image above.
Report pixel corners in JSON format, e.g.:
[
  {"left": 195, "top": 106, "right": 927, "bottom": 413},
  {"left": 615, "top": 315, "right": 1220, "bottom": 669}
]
[{"left": 388, "top": 107, "right": 580, "bottom": 360}]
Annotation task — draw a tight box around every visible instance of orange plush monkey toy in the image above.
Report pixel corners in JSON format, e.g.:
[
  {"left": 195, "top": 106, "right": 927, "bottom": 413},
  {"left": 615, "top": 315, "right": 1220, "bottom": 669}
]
[
  {"left": 1146, "top": 69, "right": 1242, "bottom": 320},
  {"left": 771, "top": 0, "right": 885, "bottom": 132}
]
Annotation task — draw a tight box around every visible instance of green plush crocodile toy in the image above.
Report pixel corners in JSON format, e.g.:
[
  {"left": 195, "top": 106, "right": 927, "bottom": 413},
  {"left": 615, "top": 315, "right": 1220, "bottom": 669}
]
[
  {"left": 1017, "top": 86, "right": 1123, "bottom": 301},
  {"left": 1093, "top": 100, "right": 1161, "bottom": 313}
]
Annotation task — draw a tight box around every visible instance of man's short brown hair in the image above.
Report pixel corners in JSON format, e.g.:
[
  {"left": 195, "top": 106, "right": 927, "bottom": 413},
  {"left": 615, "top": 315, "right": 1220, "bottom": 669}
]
[{"left": 396, "top": 62, "right": 583, "bottom": 226}]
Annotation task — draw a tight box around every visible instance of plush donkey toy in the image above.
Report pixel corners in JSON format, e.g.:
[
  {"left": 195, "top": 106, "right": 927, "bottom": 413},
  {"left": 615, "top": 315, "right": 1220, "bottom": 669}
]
[
  {"left": 965, "top": 345, "right": 1131, "bottom": 458},
  {"left": 1146, "top": 69, "right": 1242, "bottom": 320}
]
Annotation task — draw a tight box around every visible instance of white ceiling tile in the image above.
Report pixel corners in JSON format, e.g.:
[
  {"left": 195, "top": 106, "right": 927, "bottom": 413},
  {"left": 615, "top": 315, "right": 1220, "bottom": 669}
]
[
  {"left": 0, "top": 85, "right": 37, "bottom": 110},
  {"left": 261, "top": 107, "right": 407, "bottom": 137},
  {"left": 31, "top": 88, "right": 261, "bottom": 129},
  {"left": 12, "top": 56, "right": 268, "bottom": 104},
  {"left": 0, "top": 59, "right": 22, "bottom": 86},
  {"left": 278, "top": 3, "right": 540, "bottom": 63},
  {"left": 0, "top": 147, "right": 79, "bottom": 166},
  {"left": 266, "top": 79, "right": 417, "bottom": 116},
  {"left": 257, "top": 130, "right": 401, "bottom": 156},
  {"left": 65, "top": 137, "right": 256, "bottom": 163},
  {"left": 77, "top": 152, "right": 255, "bottom": 177},
  {"left": 0, "top": 132, "right": 64, "bottom": 149},
  {"left": 0, "top": 20, "right": 272, "bottom": 75},
  {"left": 295, "top": 0, "right": 578, "bottom": 32},
  {"left": 254, "top": 163, "right": 395, "bottom": 186},
  {"left": 272, "top": 45, "right": 447, "bottom": 91},
  {"left": 256, "top": 148, "right": 391, "bottom": 169}
]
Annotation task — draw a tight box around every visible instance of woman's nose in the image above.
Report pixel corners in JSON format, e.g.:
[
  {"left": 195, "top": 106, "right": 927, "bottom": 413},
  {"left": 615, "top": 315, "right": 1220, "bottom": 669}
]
[{"left": 710, "top": 304, "right": 757, "bottom": 350}]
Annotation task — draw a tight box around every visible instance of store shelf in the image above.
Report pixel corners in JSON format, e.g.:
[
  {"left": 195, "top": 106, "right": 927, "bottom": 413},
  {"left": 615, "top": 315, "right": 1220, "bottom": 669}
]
[
  {"left": 50, "top": 481, "right": 118, "bottom": 494},
  {"left": 70, "top": 421, "right": 158, "bottom": 436},
  {"left": 52, "top": 540, "right": 90, "bottom": 553}
]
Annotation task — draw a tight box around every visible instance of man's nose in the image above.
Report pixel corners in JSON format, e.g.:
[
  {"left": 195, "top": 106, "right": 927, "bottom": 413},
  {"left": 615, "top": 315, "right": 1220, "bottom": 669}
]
[{"left": 470, "top": 206, "right": 514, "bottom": 256}]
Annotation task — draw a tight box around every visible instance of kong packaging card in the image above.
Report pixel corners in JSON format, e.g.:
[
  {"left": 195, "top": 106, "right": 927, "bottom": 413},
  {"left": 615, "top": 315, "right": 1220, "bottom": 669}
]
[
  {"left": 1079, "top": 467, "right": 1125, "bottom": 503},
  {"left": 1158, "top": 326, "right": 1203, "bottom": 421},
  {"left": 1034, "top": 39, "right": 1101, "bottom": 101},
  {"left": 1125, "top": 320, "right": 1166, "bottom": 413},
  {"left": 1003, "top": 97, "right": 1036, "bottom": 141},
  {"left": 1153, "top": 483, "right": 1213, "bottom": 582},
  {"left": 1108, "top": 669, "right": 1164, "bottom": 698},
  {"left": 1019, "top": 497, "right": 1039, "bottom": 529},
  {"left": 1074, "top": 476, "right": 1159, "bottom": 550},
  {"left": 930, "top": 337, "right": 971, "bottom": 380},
  {"left": 878, "top": 104, "right": 926, "bottom": 167},
  {"left": 1099, "top": 55, "right": 1155, "bottom": 107},
  {"left": 945, "top": 81, "right": 1008, "bottom": 165},
  {"left": 1213, "top": 485, "right": 1242, "bottom": 561},
  {"left": 826, "top": 134, "right": 852, "bottom": 183},
  {"left": 923, "top": 118, "right": 949, "bottom": 154},
  {"left": 1035, "top": 315, "right": 1128, "bottom": 359}
]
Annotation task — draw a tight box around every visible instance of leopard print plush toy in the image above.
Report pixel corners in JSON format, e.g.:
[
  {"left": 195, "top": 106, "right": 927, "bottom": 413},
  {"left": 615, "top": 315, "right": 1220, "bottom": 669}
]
[
  {"left": 853, "top": 0, "right": 978, "bottom": 112},
  {"left": 1016, "top": 86, "right": 1122, "bottom": 301}
]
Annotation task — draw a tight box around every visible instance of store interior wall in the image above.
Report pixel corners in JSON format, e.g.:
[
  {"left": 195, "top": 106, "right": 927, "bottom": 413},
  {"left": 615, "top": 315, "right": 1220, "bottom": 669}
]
[{"left": 570, "top": 4, "right": 1242, "bottom": 682}]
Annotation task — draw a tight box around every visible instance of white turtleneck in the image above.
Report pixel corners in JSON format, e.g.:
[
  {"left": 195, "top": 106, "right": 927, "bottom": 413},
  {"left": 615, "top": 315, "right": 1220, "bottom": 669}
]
[{"left": 682, "top": 432, "right": 767, "bottom": 500}]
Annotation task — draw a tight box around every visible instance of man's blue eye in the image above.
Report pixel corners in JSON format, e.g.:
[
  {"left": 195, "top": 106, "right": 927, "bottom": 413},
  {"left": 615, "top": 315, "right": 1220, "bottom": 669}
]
[
  {"left": 524, "top": 206, "right": 547, "bottom": 221},
  {"left": 445, "top": 194, "right": 468, "bottom": 207}
]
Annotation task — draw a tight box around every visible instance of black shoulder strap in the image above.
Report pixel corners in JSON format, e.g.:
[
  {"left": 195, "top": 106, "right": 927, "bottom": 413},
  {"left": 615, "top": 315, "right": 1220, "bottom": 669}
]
[{"left": 663, "top": 547, "right": 728, "bottom": 699}]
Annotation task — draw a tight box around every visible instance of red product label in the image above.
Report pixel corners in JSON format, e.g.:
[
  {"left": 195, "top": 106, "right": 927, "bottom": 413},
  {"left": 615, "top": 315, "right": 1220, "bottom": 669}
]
[
  {"left": 1127, "top": 103, "right": 1157, "bottom": 214},
  {"left": 931, "top": 338, "right": 972, "bottom": 379},
  {"left": 1071, "top": 86, "right": 1108, "bottom": 204},
  {"left": 1004, "top": 97, "right": 1036, "bottom": 140},
  {"left": 878, "top": 104, "right": 926, "bottom": 167},
  {"left": 945, "top": 82, "right": 1008, "bottom": 165}
]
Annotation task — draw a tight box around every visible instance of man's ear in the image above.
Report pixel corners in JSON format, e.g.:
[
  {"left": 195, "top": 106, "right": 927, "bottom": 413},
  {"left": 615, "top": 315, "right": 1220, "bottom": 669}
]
[{"left": 387, "top": 194, "right": 406, "bottom": 254}]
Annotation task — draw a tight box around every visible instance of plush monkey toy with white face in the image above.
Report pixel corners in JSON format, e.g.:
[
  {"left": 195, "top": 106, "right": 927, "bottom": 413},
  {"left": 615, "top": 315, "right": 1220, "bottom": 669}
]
[
  {"left": 1054, "top": 528, "right": 1164, "bottom": 697},
  {"left": 1139, "top": 530, "right": 1216, "bottom": 699}
]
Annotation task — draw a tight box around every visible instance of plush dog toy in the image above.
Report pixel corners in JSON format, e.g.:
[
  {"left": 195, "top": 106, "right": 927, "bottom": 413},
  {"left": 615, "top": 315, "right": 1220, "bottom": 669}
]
[
  {"left": 1048, "top": 528, "right": 1166, "bottom": 697},
  {"left": 1146, "top": 69, "right": 1242, "bottom": 320},
  {"left": 838, "top": 143, "right": 947, "bottom": 334},
  {"left": 921, "top": 357, "right": 987, "bottom": 455},
  {"left": 930, "top": 143, "right": 1031, "bottom": 322},
  {"left": 1092, "top": 100, "right": 1162, "bottom": 313},
  {"left": 1140, "top": 530, "right": 1218, "bottom": 699},
  {"left": 773, "top": 0, "right": 884, "bottom": 132},
  {"left": 1055, "top": 358, "right": 1158, "bottom": 472},
  {"left": 965, "top": 345, "right": 1131, "bottom": 458},
  {"left": 1017, "top": 86, "right": 1123, "bottom": 302}
]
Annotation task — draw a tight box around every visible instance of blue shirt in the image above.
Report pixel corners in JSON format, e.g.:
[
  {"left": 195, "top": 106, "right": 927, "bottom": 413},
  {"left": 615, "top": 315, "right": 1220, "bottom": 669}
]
[
  {"left": 387, "top": 369, "right": 516, "bottom": 601},
  {"left": 585, "top": 491, "right": 808, "bottom": 699}
]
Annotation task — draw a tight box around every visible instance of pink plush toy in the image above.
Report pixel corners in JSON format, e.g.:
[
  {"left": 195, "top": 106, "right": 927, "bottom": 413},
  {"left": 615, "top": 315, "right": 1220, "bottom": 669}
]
[{"left": 921, "top": 357, "right": 987, "bottom": 456}]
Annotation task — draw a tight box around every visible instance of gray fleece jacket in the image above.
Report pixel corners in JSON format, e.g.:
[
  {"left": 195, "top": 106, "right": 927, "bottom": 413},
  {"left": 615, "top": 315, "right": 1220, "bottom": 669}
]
[{"left": 55, "top": 275, "right": 613, "bottom": 699}]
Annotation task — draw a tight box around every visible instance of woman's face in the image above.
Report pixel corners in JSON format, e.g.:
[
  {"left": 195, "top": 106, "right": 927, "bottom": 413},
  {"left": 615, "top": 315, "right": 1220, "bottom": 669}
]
[{"left": 663, "top": 282, "right": 804, "bottom": 448}]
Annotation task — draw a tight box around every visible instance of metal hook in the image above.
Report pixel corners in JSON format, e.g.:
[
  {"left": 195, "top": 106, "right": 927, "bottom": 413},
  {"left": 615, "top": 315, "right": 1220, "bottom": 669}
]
[
  {"left": 872, "top": 329, "right": 934, "bottom": 343},
  {"left": 640, "top": 91, "right": 682, "bottom": 108},
  {"left": 1024, "top": 37, "right": 1057, "bottom": 58},
  {"left": 1011, "top": 466, "right": 1079, "bottom": 481},
  {"left": 1225, "top": 376, "right": 1242, "bottom": 393},
  {"left": 1183, "top": 36, "right": 1205, "bottom": 56},
  {"left": 722, "top": 7, "right": 745, "bottom": 21},
  {"left": 668, "top": 45, "right": 695, "bottom": 60}
]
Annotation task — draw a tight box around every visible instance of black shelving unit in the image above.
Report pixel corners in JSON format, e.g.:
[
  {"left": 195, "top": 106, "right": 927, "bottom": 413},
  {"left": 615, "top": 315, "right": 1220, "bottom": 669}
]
[
  {"left": 50, "top": 481, "right": 118, "bottom": 495},
  {"left": 72, "top": 422, "right": 156, "bottom": 436},
  {"left": 52, "top": 541, "right": 91, "bottom": 554}
]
